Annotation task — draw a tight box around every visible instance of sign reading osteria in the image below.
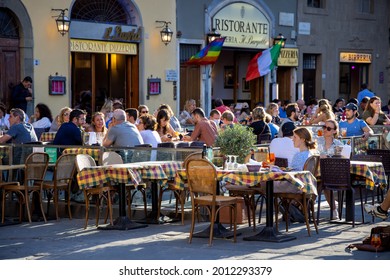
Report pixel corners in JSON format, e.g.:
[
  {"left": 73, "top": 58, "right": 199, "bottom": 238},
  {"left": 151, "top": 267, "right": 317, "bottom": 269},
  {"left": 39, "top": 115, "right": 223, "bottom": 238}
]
[
  {"left": 278, "top": 48, "right": 298, "bottom": 67},
  {"left": 70, "top": 39, "right": 137, "bottom": 55},
  {"left": 340, "top": 52, "right": 371, "bottom": 63}
]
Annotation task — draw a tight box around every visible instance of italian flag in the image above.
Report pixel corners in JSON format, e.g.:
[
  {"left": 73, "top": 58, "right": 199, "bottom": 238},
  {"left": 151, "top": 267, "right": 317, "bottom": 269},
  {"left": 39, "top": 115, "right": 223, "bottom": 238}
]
[{"left": 245, "top": 40, "right": 283, "bottom": 81}]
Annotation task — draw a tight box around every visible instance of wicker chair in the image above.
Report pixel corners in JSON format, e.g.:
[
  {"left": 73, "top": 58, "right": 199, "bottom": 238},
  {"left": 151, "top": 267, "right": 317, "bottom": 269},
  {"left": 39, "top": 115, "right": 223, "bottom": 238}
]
[
  {"left": 1, "top": 152, "right": 49, "bottom": 223},
  {"left": 274, "top": 155, "right": 319, "bottom": 236},
  {"left": 186, "top": 158, "right": 237, "bottom": 246},
  {"left": 101, "top": 151, "right": 147, "bottom": 219},
  {"left": 42, "top": 153, "right": 76, "bottom": 220},
  {"left": 367, "top": 149, "right": 390, "bottom": 201},
  {"left": 75, "top": 154, "right": 115, "bottom": 229},
  {"left": 318, "top": 157, "right": 362, "bottom": 227}
]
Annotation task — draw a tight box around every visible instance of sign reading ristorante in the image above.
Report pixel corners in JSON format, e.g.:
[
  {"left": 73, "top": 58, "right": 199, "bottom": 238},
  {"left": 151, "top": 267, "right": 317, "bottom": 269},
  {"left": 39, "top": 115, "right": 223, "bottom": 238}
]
[
  {"left": 70, "top": 39, "right": 137, "bottom": 55},
  {"left": 212, "top": 3, "right": 270, "bottom": 49}
]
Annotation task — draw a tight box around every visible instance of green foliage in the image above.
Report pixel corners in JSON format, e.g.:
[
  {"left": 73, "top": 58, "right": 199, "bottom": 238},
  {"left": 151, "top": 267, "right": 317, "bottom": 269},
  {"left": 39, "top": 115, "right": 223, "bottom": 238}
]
[{"left": 214, "top": 124, "right": 256, "bottom": 163}]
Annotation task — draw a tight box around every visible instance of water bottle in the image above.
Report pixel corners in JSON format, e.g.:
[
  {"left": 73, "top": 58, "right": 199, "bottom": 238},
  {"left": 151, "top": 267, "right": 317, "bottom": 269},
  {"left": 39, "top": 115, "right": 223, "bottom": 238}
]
[{"left": 202, "top": 144, "right": 207, "bottom": 159}]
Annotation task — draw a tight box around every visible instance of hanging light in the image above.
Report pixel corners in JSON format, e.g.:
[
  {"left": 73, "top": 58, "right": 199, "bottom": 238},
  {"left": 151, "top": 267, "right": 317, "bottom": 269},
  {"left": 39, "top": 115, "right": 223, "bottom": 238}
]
[
  {"left": 52, "top": 8, "right": 71, "bottom": 36},
  {"left": 273, "top": 33, "right": 286, "bottom": 47},
  {"left": 206, "top": 29, "right": 221, "bottom": 44},
  {"left": 156, "top": 21, "right": 173, "bottom": 45}
]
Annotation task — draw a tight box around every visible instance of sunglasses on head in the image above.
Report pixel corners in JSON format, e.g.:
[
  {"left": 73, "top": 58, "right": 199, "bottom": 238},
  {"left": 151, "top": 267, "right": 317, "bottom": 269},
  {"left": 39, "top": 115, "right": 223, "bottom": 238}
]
[{"left": 322, "top": 125, "right": 334, "bottom": 131}]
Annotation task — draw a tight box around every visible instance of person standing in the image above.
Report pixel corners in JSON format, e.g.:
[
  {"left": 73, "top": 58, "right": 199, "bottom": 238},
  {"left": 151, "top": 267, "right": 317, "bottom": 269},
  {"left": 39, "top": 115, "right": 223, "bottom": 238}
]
[
  {"left": 357, "top": 83, "right": 375, "bottom": 104},
  {"left": 11, "top": 76, "right": 33, "bottom": 113}
]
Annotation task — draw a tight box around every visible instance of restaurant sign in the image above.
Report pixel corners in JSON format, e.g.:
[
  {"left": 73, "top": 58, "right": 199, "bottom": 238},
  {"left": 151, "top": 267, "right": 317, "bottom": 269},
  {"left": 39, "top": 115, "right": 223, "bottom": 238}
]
[
  {"left": 339, "top": 52, "right": 372, "bottom": 63},
  {"left": 212, "top": 3, "right": 270, "bottom": 49},
  {"left": 70, "top": 39, "right": 137, "bottom": 55},
  {"left": 277, "top": 48, "right": 299, "bottom": 67}
]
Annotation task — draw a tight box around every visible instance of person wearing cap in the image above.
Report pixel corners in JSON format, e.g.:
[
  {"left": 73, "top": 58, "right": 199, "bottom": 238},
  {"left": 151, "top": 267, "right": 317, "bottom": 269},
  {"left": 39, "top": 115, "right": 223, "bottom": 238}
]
[
  {"left": 269, "top": 121, "right": 299, "bottom": 167},
  {"left": 338, "top": 103, "right": 373, "bottom": 138}
]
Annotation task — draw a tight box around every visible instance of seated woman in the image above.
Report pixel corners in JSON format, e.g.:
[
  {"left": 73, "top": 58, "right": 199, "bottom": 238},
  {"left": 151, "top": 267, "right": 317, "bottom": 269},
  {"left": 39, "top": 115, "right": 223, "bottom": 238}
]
[
  {"left": 157, "top": 103, "right": 181, "bottom": 131},
  {"left": 266, "top": 102, "right": 281, "bottom": 125},
  {"left": 87, "top": 112, "right": 107, "bottom": 144},
  {"left": 50, "top": 107, "right": 72, "bottom": 132},
  {"left": 274, "top": 127, "right": 317, "bottom": 193},
  {"left": 361, "top": 96, "right": 390, "bottom": 126},
  {"left": 156, "top": 109, "right": 177, "bottom": 142},
  {"left": 0, "top": 103, "right": 10, "bottom": 130},
  {"left": 179, "top": 99, "right": 196, "bottom": 125},
  {"left": 220, "top": 110, "right": 235, "bottom": 130},
  {"left": 138, "top": 114, "right": 161, "bottom": 148},
  {"left": 309, "top": 103, "right": 335, "bottom": 125},
  {"left": 249, "top": 106, "right": 271, "bottom": 142},
  {"left": 30, "top": 103, "right": 53, "bottom": 140}
]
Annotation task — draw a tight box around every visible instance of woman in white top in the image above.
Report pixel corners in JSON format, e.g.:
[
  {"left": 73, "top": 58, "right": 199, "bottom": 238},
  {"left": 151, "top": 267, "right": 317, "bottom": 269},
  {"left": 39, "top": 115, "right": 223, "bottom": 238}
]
[
  {"left": 30, "top": 103, "right": 52, "bottom": 129},
  {"left": 179, "top": 99, "right": 196, "bottom": 125}
]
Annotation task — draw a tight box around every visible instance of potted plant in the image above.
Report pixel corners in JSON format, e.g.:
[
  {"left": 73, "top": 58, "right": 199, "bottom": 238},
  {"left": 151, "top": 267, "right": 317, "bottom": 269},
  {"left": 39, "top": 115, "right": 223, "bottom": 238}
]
[{"left": 214, "top": 124, "right": 257, "bottom": 163}]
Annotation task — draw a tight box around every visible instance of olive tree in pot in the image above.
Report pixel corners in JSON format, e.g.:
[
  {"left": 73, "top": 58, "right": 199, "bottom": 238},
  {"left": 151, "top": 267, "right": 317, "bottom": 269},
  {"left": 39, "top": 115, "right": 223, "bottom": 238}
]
[{"left": 214, "top": 124, "right": 257, "bottom": 163}]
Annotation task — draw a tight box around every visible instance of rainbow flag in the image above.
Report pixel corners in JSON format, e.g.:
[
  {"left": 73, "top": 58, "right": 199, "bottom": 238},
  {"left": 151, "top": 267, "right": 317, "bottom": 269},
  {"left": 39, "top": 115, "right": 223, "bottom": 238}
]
[{"left": 186, "top": 37, "right": 226, "bottom": 65}]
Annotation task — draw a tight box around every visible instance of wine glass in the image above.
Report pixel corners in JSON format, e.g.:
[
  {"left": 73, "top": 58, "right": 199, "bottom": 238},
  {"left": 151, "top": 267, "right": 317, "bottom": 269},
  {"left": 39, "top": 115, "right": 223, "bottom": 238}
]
[
  {"left": 371, "top": 233, "right": 381, "bottom": 258},
  {"left": 267, "top": 152, "right": 275, "bottom": 165}
]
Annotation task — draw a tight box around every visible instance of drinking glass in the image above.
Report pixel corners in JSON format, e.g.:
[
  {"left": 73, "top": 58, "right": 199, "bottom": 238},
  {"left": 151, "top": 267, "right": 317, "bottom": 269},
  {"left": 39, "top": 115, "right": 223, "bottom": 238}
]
[
  {"left": 267, "top": 152, "right": 275, "bottom": 164},
  {"left": 340, "top": 128, "right": 347, "bottom": 137},
  {"left": 371, "top": 233, "right": 381, "bottom": 258}
]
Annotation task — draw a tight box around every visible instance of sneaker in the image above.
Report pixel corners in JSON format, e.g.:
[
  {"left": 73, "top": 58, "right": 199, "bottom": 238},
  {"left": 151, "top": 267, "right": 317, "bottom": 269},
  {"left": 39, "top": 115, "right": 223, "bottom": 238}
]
[{"left": 364, "top": 204, "right": 388, "bottom": 220}]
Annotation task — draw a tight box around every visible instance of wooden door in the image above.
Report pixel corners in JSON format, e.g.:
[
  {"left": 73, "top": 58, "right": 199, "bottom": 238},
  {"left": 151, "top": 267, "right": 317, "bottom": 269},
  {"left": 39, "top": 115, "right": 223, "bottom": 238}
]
[
  {"left": 277, "top": 67, "right": 292, "bottom": 102},
  {"left": 180, "top": 64, "right": 200, "bottom": 110},
  {"left": 0, "top": 39, "right": 19, "bottom": 108}
]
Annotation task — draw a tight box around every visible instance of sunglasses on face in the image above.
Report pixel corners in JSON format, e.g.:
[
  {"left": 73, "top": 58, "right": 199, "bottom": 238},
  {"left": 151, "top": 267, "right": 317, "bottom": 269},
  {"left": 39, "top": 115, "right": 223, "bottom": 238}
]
[
  {"left": 63, "top": 113, "right": 69, "bottom": 116},
  {"left": 322, "top": 125, "right": 334, "bottom": 131},
  {"left": 141, "top": 111, "right": 148, "bottom": 114}
]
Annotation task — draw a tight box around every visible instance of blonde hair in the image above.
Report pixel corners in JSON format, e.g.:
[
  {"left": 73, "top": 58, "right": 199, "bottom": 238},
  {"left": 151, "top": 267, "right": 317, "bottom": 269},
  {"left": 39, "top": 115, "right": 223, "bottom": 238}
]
[
  {"left": 184, "top": 99, "right": 196, "bottom": 112},
  {"left": 252, "top": 106, "right": 266, "bottom": 121},
  {"left": 57, "top": 107, "right": 72, "bottom": 127},
  {"left": 91, "top": 112, "right": 107, "bottom": 133}
]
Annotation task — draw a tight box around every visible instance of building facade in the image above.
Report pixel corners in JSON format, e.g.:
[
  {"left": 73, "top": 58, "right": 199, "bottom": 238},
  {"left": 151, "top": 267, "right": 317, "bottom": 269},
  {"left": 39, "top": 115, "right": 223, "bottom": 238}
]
[{"left": 0, "top": 0, "right": 177, "bottom": 117}]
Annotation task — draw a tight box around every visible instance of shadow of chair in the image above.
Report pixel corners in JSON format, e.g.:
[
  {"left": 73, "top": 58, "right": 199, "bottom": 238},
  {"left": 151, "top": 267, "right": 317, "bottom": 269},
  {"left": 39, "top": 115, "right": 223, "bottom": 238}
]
[
  {"left": 75, "top": 154, "right": 115, "bottom": 229},
  {"left": 1, "top": 152, "right": 49, "bottom": 223},
  {"left": 317, "top": 157, "right": 362, "bottom": 227},
  {"left": 157, "top": 151, "right": 202, "bottom": 225},
  {"left": 274, "top": 155, "right": 319, "bottom": 236},
  {"left": 101, "top": 151, "right": 147, "bottom": 219},
  {"left": 186, "top": 158, "right": 237, "bottom": 246},
  {"left": 42, "top": 153, "right": 76, "bottom": 220}
]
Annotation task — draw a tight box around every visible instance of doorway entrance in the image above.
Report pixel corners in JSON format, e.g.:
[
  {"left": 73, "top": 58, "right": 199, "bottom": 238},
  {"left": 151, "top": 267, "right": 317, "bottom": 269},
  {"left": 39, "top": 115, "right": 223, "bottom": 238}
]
[
  {"left": 71, "top": 52, "right": 139, "bottom": 114},
  {"left": 339, "top": 63, "right": 369, "bottom": 101}
]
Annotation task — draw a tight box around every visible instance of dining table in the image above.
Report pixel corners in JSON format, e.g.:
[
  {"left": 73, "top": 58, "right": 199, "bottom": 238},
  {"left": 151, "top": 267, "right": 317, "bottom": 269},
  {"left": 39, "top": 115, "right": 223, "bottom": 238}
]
[
  {"left": 174, "top": 167, "right": 317, "bottom": 242},
  {"left": 76, "top": 160, "right": 182, "bottom": 229},
  {"left": 63, "top": 147, "right": 101, "bottom": 162}
]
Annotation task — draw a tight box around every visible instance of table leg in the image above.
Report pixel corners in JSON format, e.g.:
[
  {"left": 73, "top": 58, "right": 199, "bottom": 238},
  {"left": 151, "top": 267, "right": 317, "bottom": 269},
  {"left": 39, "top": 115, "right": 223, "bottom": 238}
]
[
  {"left": 243, "top": 180, "right": 296, "bottom": 242},
  {"left": 98, "top": 183, "right": 147, "bottom": 230}
]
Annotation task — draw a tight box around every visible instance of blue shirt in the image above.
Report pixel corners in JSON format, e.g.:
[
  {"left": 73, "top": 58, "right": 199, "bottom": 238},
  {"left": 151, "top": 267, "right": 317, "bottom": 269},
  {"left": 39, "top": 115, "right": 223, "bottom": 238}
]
[
  {"left": 290, "top": 150, "right": 312, "bottom": 171},
  {"left": 279, "top": 107, "right": 287, "bottom": 119},
  {"left": 338, "top": 118, "right": 368, "bottom": 137},
  {"left": 357, "top": 89, "right": 375, "bottom": 103}
]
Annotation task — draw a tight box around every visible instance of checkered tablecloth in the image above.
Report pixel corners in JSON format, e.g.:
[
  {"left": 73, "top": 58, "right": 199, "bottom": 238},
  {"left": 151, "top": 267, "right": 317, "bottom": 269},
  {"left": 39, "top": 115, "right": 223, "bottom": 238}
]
[
  {"left": 76, "top": 161, "right": 183, "bottom": 190},
  {"left": 174, "top": 168, "right": 317, "bottom": 194},
  {"left": 76, "top": 166, "right": 110, "bottom": 189},
  {"left": 350, "top": 160, "right": 387, "bottom": 190},
  {"left": 39, "top": 132, "right": 56, "bottom": 142},
  {"left": 63, "top": 147, "right": 101, "bottom": 161}
]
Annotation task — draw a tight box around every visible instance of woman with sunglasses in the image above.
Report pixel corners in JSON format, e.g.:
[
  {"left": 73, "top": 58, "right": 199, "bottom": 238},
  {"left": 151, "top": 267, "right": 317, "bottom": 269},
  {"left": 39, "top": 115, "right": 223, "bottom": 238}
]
[
  {"left": 49, "top": 107, "right": 72, "bottom": 132},
  {"left": 319, "top": 119, "right": 342, "bottom": 156}
]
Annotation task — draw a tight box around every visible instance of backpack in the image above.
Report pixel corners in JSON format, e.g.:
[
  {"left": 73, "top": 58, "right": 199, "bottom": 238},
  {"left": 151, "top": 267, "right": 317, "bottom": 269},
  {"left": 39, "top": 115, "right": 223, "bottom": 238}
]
[{"left": 347, "top": 225, "right": 390, "bottom": 252}]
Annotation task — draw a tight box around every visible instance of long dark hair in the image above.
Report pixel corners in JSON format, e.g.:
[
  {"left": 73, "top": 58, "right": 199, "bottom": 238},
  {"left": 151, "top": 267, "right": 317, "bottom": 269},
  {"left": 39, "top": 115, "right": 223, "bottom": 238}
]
[
  {"left": 156, "top": 109, "right": 171, "bottom": 135},
  {"left": 36, "top": 103, "right": 53, "bottom": 122}
]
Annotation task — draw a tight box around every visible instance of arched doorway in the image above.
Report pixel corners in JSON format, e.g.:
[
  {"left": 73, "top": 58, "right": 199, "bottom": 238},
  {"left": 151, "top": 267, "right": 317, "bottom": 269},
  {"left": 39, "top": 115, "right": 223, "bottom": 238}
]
[{"left": 70, "top": 0, "right": 141, "bottom": 113}]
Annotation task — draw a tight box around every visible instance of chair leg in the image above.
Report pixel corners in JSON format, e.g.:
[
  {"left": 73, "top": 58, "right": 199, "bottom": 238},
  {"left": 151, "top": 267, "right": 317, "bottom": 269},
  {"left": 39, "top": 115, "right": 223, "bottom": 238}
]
[
  {"left": 302, "top": 196, "right": 311, "bottom": 237},
  {"left": 233, "top": 204, "right": 237, "bottom": 243},
  {"left": 1, "top": 189, "right": 5, "bottom": 224},
  {"left": 37, "top": 191, "right": 47, "bottom": 223},
  {"left": 209, "top": 205, "right": 216, "bottom": 246},
  {"left": 274, "top": 197, "right": 279, "bottom": 232},
  {"left": 66, "top": 189, "right": 72, "bottom": 220},
  {"left": 188, "top": 204, "right": 196, "bottom": 244},
  {"left": 106, "top": 191, "right": 113, "bottom": 226},
  {"left": 84, "top": 191, "right": 90, "bottom": 229},
  {"left": 25, "top": 190, "right": 32, "bottom": 223},
  {"left": 157, "top": 188, "right": 164, "bottom": 223}
]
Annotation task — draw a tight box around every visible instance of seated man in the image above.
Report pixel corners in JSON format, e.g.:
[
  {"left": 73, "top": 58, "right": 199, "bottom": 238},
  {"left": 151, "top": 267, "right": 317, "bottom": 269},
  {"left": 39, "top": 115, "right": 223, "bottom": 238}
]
[
  {"left": 53, "top": 109, "right": 86, "bottom": 146},
  {"left": 269, "top": 122, "right": 299, "bottom": 167},
  {"left": 338, "top": 103, "right": 373, "bottom": 137},
  {"left": 0, "top": 108, "right": 38, "bottom": 164},
  {"left": 183, "top": 107, "right": 218, "bottom": 146},
  {"left": 125, "top": 108, "right": 139, "bottom": 124},
  {"left": 103, "top": 109, "right": 143, "bottom": 148}
]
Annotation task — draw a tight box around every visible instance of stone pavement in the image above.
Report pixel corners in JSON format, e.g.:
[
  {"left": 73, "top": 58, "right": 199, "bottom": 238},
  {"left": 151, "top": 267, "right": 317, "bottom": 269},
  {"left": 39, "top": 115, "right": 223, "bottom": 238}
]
[{"left": 0, "top": 199, "right": 389, "bottom": 260}]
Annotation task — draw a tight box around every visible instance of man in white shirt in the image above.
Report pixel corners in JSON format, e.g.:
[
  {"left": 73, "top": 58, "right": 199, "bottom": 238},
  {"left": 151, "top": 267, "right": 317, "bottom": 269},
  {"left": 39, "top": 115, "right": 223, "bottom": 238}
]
[{"left": 269, "top": 122, "right": 299, "bottom": 167}]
